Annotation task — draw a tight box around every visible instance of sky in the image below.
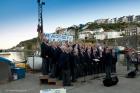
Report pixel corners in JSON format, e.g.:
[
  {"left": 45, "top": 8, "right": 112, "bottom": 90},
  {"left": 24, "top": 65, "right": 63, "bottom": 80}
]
[{"left": 0, "top": 0, "right": 140, "bottom": 49}]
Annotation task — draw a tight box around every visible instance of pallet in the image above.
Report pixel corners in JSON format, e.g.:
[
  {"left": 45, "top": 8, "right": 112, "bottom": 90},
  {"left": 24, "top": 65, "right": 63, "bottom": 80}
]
[
  {"left": 48, "top": 78, "right": 57, "bottom": 85},
  {"left": 39, "top": 75, "right": 49, "bottom": 84},
  {"left": 39, "top": 75, "right": 62, "bottom": 86},
  {"left": 48, "top": 78, "right": 63, "bottom": 86}
]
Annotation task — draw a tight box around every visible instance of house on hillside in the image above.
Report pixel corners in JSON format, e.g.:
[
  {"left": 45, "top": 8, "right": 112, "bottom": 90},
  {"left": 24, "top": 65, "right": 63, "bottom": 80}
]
[
  {"left": 127, "top": 15, "right": 135, "bottom": 23},
  {"left": 117, "top": 16, "right": 128, "bottom": 23},
  {"left": 92, "top": 28, "right": 104, "bottom": 34},
  {"left": 124, "top": 26, "right": 140, "bottom": 36},
  {"left": 56, "top": 25, "right": 80, "bottom": 40},
  {"left": 79, "top": 31, "right": 93, "bottom": 39},
  {"left": 94, "top": 30, "right": 122, "bottom": 40},
  {"left": 135, "top": 15, "right": 140, "bottom": 23},
  {"left": 94, "top": 19, "right": 108, "bottom": 24},
  {"left": 105, "top": 31, "right": 122, "bottom": 39},
  {"left": 107, "top": 18, "right": 118, "bottom": 24},
  {"left": 55, "top": 27, "right": 67, "bottom": 34},
  {"left": 94, "top": 32, "right": 106, "bottom": 40},
  {"left": 66, "top": 26, "right": 77, "bottom": 40},
  {"left": 78, "top": 28, "right": 104, "bottom": 39}
]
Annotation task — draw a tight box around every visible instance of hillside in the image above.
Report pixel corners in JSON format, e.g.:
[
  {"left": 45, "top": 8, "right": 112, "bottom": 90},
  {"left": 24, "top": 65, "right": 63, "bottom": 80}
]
[
  {"left": 16, "top": 37, "right": 38, "bottom": 50},
  {"left": 76, "top": 22, "right": 140, "bottom": 31},
  {"left": 14, "top": 22, "right": 140, "bottom": 50}
]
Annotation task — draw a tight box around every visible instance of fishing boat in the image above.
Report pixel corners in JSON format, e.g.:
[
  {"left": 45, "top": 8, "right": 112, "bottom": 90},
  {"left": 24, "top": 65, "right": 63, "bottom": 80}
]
[
  {"left": 0, "top": 52, "right": 11, "bottom": 55},
  {"left": 0, "top": 57, "right": 12, "bottom": 83}
]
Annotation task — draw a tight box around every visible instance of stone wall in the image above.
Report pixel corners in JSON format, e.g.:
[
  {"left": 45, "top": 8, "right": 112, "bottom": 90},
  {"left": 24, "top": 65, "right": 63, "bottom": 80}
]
[
  {"left": 97, "top": 35, "right": 140, "bottom": 50},
  {"left": 116, "top": 35, "right": 140, "bottom": 49}
]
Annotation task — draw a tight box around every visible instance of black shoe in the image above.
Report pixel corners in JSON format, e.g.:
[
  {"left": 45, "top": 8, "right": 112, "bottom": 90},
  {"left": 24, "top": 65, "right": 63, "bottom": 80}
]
[
  {"left": 72, "top": 80, "right": 77, "bottom": 82},
  {"left": 63, "top": 84, "right": 73, "bottom": 86},
  {"left": 58, "top": 77, "right": 62, "bottom": 80},
  {"left": 49, "top": 74, "right": 55, "bottom": 78}
]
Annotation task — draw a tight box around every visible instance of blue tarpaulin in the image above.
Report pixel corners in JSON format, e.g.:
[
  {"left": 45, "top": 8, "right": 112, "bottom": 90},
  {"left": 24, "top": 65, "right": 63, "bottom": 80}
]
[
  {"left": 0, "top": 57, "right": 13, "bottom": 83},
  {"left": 0, "top": 57, "right": 12, "bottom": 65}
]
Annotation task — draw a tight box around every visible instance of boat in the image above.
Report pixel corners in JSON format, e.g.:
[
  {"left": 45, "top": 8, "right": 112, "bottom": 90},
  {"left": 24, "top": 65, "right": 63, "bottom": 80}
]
[
  {"left": 0, "top": 52, "right": 11, "bottom": 55},
  {"left": 27, "top": 56, "right": 42, "bottom": 70},
  {"left": 0, "top": 57, "right": 12, "bottom": 83}
]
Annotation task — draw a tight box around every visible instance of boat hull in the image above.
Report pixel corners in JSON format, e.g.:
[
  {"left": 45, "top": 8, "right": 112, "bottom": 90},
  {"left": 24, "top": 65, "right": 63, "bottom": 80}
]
[{"left": 27, "top": 56, "right": 42, "bottom": 70}]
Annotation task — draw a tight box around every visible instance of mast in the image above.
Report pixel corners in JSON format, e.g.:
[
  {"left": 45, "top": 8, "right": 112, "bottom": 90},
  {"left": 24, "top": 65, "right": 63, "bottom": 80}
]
[{"left": 37, "top": 0, "right": 45, "bottom": 42}]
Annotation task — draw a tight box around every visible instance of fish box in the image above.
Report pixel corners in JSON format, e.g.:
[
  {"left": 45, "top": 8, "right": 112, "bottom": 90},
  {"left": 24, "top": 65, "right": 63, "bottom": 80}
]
[{"left": 11, "top": 67, "right": 26, "bottom": 80}]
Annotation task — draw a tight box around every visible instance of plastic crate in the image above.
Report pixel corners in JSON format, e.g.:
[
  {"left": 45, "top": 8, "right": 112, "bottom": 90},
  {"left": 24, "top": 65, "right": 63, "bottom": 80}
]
[{"left": 11, "top": 67, "right": 26, "bottom": 79}]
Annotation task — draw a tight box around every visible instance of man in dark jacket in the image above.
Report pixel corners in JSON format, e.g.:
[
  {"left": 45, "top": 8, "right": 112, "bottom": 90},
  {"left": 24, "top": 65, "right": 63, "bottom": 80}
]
[
  {"left": 49, "top": 45, "right": 57, "bottom": 78},
  {"left": 40, "top": 40, "right": 50, "bottom": 75},
  {"left": 78, "top": 47, "right": 86, "bottom": 77},
  {"left": 59, "top": 46, "right": 72, "bottom": 86},
  {"left": 112, "top": 48, "right": 118, "bottom": 73},
  {"left": 69, "top": 49, "right": 77, "bottom": 82},
  {"left": 104, "top": 47, "right": 113, "bottom": 79},
  {"left": 54, "top": 46, "right": 62, "bottom": 78},
  {"left": 91, "top": 47, "right": 99, "bottom": 74}
]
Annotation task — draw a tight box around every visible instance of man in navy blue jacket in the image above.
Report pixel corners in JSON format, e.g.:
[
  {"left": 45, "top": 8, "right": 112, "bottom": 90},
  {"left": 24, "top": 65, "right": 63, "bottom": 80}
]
[
  {"left": 59, "top": 46, "right": 72, "bottom": 86},
  {"left": 40, "top": 40, "right": 50, "bottom": 75},
  {"left": 104, "top": 47, "right": 113, "bottom": 79}
]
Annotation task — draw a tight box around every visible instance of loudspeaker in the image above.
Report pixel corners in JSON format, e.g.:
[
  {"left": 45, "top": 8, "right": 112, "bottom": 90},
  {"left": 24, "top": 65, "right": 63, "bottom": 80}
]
[
  {"left": 103, "top": 76, "right": 119, "bottom": 87},
  {"left": 126, "top": 70, "right": 136, "bottom": 78}
]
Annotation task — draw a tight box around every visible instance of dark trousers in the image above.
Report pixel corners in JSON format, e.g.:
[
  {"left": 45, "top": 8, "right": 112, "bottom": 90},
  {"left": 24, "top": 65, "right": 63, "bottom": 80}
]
[
  {"left": 126, "top": 59, "right": 131, "bottom": 71},
  {"left": 55, "top": 63, "right": 59, "bottom": 78},
  {"left": 50, "top": 63, "right": 57, "bottom": 78},
  {"left": 42, "top": 58, "right": 49, "bottom": 75},
  {"left": 71, "top": 67, "right": 76, "bottom": 81},
  {"left": 83, "top": 63, "right": 88, "bottom": 76},
  {"left": 93, "top": 62, "right": 99, "bottom": 74},
  {"left": 112, "top": 63, "right": 117, "bottom": 73},
  {"left": 105, "top": 65, "right": 111, "bottom": 79},
  {"left": 134, "top": 63, "right": 139, "bottom": 71},
  {"left": 100, "top": 62, "right": 105, "bottom": 73},
  {"left": 76, "top": 64, "right": 81, "bottom": 78},
  {"left": 62, "top": 70, "right": 71, "bottom": 86},
  {"left": 88, "top": 62, "right": 93, "bottom": 75}
]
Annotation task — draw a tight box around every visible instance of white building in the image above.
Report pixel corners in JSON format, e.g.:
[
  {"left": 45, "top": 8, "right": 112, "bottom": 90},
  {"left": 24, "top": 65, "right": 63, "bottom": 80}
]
[
  {"left": 55, "top": 27, "right": 67, "bottom": 34},
  {"left": 105, "top": 31, "right": 122, "bottom": 39},
  {"left": 66, "top": 28, "right": 76, "bottom": 36},
  {"left": 79, "top": 28, "right": 104, "bottom": 39},
  {"left": 94, "top": 32, "right": 106, "bottom": 40},
  {"left": 124, "top": 26, "right": 140, "bottom": 36},
  {"left": 93, "top": 28, "right": 104, "bottom": 34},
  {"left": 94, "top": 15, "right": 140, "bottom": 24},
  {"left": 127, "top": 15, "right": 135, "bottom": 23},
  {"left": 107, "top": 18, "right": 118, "bottom": 24},
  {"left": 118, "top": 16, "right": 128, "bottom": 23},
  {"left": 79, "top": 31, "right": 93, "bottom": 39},
  {"left": 94, "top": 19, "right": 108, "bottom": 24},
  {"left": 94, "top": 30, "right": 122, "bottom": 40},
  {"left": 135, "top": 15, "right": 140, "bottom": 23},
  {"left": 107, "top": 18, "right": 112, "bottom": 24}
]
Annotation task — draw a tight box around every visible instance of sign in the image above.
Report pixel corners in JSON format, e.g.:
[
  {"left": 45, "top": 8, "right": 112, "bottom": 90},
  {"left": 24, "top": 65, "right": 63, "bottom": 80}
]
[
  {"left": 45, "top": 33, "right": 73, "bottom": 42},
  {"left": 40, "top": 89, "right": 66, "bottom": 93}
]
